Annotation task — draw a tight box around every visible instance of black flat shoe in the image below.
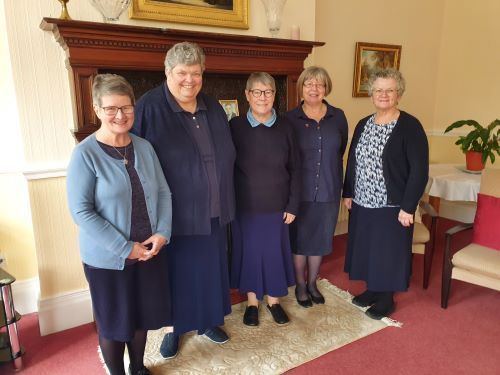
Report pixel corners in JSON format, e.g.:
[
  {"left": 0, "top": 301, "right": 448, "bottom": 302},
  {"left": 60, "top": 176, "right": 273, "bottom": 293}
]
[
  {"left": 159, "top": 332, "right": 179, "bottom": 359},
  {"left": 295, "top": 287, "right": 312, "bottom": 308},
  {"left": 267, "top": 304, "right": 290, "bottom": 325},
  {"left": 128, "top": 365, "right": 151, "bottom": 375},
  {"left": 307, "top": 287, "right": 325, "bottom": 304},
  {"left": 243, "top": 305, "right": 259, "bottom": 326},
  {"left": 365, "top": 302, "right": 396, "bottom": 320},
  {"left": 352, "top": 290, "right": 379, "bottom": 308},
  {"left": 199, "top": 326, "right": 229, "bottom": 344}
]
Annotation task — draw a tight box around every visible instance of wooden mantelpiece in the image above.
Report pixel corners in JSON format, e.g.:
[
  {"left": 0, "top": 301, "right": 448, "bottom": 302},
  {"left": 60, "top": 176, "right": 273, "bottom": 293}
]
[{"left": 40, "top": 18, "right": 324, "bottom": 141}]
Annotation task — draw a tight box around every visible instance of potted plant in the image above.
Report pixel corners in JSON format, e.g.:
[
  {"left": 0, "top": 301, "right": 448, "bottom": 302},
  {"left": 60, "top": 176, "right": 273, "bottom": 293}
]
[{"left": 444, "top": 119, "right": 500, "bottom": 171}]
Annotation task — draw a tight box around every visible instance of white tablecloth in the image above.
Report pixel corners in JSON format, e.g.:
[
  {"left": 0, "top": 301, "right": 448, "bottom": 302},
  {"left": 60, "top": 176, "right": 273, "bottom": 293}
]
[{"left": 427, "top": 164, "right": 481, "bottom": 202}]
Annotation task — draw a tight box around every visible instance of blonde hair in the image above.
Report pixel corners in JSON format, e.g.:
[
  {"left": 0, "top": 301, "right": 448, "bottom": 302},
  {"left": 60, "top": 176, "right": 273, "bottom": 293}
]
[{"left": 296, "top": 66, "right": 332, "bottom": 98}]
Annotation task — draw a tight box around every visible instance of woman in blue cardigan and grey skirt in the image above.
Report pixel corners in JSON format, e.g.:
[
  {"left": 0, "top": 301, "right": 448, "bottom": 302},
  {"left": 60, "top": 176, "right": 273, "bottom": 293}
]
[
  {"left": 67, "top": 74, "right": 172, "bottom": 375},
  {"left": 343, "top": 69, "right": 428, "bottom": 320}
]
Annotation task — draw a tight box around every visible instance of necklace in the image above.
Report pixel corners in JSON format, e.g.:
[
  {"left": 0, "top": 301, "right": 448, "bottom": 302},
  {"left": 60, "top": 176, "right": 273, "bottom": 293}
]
[{"left": 112, "top": 144, "right": 130, "bottom": 165}]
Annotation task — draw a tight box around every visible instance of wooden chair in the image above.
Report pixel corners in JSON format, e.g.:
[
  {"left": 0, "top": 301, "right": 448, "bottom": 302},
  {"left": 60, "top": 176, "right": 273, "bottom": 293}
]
[{"left": 441, "top": 168, "right": 500, "bottom": 308}]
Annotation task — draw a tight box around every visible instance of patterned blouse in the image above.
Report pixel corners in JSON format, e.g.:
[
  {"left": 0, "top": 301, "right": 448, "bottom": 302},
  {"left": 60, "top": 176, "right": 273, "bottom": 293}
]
[{"left": 353, "top": 115, "right": 398, "bottom": 208}]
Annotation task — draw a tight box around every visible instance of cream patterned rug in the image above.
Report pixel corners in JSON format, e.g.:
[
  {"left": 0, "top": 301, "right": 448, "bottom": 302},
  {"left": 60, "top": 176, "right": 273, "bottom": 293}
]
[{"left": 100, "top": 279, "right": 401, "bottom": 374}]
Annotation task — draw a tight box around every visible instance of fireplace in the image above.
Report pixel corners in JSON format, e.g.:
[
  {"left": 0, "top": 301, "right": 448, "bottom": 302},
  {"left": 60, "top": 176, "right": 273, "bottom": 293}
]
[{"left": 40, "top": 18, "right": 323, "bottom": 141}]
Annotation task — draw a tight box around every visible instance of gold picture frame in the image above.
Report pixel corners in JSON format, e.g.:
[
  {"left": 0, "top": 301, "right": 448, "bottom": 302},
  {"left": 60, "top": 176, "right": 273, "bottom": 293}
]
[
  {"left": 130, "top": 0, "right": 249, "bottom": 29},
  {"left": 219, "top": 99, "right": 239, "bottom": 121},
  {"left": 352, "top": 42, "right": 402, "bottom": 97}
]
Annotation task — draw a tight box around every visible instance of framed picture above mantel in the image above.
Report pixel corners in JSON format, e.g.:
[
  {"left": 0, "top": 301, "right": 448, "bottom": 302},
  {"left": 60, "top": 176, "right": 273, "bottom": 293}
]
[
  {"left": 130, "top": 0, "right": 249, "bottom": 29},
  {"left": 352, "top": 42, "right": 402, "bottom": 97}
]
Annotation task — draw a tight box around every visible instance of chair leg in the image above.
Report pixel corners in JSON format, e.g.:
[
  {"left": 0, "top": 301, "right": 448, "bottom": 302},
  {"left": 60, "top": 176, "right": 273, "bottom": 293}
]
[
  {"left": 441, "top": 265, "right": 452, "bottom": 309},
  {"left": 423, "top": 217, "right": 437, "bottom": 289},
  {"left": 441, "top": 233, "right": 453, "bottom": 309}
]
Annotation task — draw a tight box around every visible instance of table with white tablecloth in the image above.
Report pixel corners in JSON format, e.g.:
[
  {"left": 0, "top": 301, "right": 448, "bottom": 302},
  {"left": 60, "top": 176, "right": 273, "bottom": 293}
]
[{"left": 426, "top": 164, "right": 481, "bottom": 222}]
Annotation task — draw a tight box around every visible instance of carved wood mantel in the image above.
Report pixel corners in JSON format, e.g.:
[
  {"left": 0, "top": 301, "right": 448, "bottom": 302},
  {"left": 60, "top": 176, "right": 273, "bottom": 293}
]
[{"left": 40, "top": 18, "right": 324, "bottom": 141}]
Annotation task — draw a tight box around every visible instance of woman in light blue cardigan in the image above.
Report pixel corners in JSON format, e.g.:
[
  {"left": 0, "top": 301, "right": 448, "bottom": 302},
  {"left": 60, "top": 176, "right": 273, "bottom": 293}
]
[{"left": 67, "top": 74, "right": 172, "bottom": 375}]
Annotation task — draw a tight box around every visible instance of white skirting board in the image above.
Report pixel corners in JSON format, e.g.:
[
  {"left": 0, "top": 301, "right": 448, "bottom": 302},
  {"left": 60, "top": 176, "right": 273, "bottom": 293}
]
[
  {"left": 38, "top": 289, "right": 94, "bottom": 336},
  {"left": 10, "top": 277, "right": 40, "bottom": 315}
]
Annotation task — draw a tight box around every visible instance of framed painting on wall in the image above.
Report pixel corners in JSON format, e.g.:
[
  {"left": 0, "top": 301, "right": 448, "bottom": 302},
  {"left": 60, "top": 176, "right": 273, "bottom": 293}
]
[
  {"left": 130, "top": 0, "right": 249, "bottom": 29},
  {"left": 352, "top": 42, "right": 402, "bottom": 97},
  {"left": 219, "top": 99, "right": 239, "bottom": 121}
]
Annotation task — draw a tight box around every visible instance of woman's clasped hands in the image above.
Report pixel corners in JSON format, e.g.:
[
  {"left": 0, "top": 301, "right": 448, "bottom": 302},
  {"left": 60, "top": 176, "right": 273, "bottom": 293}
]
[{"left": 128, "top": 233, "right": 168, "bottom": 261}]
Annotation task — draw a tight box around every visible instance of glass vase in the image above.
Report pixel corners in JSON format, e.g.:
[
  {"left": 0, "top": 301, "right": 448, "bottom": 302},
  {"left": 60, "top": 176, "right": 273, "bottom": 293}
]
[
  {"left": 89, "top": 0, "right": 131, "bottom": 23},
  {"left": 260, "top": 0, "right": 287, "bottom": 37}
]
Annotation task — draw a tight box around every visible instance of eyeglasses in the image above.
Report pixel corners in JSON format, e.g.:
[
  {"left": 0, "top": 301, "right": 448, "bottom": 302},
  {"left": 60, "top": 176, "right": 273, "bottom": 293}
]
[
  {"left": 249, "top": 89, "right": 275, "bottom": 98},
  {"left": 303, "top": 82, "right": 326, "bottom": 89},
  {"left": 100, "top": 105, "right": 134, "bottom": 116},
  {"left": 373, "top": 89, "right": 397, "bottom": 96}
]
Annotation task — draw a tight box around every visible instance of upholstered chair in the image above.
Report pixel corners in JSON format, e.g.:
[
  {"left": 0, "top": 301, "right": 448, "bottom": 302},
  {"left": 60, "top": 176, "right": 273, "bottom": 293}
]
[{"left": 441, "top": 168, "right": 500, "bottom": 308}]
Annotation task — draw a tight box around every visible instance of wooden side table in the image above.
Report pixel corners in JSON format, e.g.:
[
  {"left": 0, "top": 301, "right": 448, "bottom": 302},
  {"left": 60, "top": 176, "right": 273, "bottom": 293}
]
[{"left": 0, "top": 268, "right": 24, "bottom": 371}]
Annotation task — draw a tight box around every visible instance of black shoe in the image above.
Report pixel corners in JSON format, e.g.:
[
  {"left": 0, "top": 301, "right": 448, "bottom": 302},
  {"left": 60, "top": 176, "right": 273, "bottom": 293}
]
[
  {"left": 128, "top": 365, "right": 151, "bottom": 375},
  {"left": 266, "top": 304, "right": 290, "bottom": 325},
  {"left": 243, "top": 305, "right": 259, "bottom": 326},
  {"left": 200, "top": 326, "right": 229, "bottom": 344},
  {"left": 159, "top": 332, "right": 179, "bottom": 359},
  {"left": 295, "top": 287, "right": 312, "bottom": 308},
  {"left": 365, "top": 301, "right": 395, "bottom": 320},
  {"left": 307, "top": 286, "right": 325, "bottom": 304},
  {"left": 352, "top": 290, "right": 379, "bottom": 308}
]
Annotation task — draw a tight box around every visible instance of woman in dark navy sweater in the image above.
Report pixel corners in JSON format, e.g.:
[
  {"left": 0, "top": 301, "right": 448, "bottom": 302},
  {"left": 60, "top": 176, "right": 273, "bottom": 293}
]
[
  {"left": 230, "top": 72, "right": 300, "bottom": 327},
  {"left": 343, "top": 69, "right": 428, "bottom": 320}
]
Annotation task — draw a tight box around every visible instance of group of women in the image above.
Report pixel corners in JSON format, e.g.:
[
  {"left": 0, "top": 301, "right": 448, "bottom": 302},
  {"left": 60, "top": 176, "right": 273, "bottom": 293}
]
[{"left": 67, "top": 42, "right": 428, "bottom": 375}]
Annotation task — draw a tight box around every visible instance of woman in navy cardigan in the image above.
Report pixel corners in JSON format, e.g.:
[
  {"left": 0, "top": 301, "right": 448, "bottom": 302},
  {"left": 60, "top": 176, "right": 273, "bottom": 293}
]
[
  {"left": 132, "top": 42, "right": 236, "bottom": 359},
  {"left": 343, "top": 69, "right": 428, "bottom": 320}
]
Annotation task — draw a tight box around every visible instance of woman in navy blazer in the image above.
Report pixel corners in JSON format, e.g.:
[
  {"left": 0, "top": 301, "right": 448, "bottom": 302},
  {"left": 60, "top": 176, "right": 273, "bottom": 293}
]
[{"left": 132, "top": 42, "right": 236, "bottom": 359}]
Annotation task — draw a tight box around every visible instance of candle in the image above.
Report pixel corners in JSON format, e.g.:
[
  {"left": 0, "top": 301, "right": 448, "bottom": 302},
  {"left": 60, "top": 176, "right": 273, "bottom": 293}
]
[{"left": 291, "top": 25, "right": 300, "bottom": 40}]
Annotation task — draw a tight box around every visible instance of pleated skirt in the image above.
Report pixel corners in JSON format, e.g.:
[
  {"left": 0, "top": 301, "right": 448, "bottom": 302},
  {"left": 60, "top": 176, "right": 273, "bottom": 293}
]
[
  {"left": 289, "top": 201, "right": 339, "bottom": 256},
  {"left": 344, "top": 202, "right": 414, "bottom": 292},
  {"left": 84, "top": 248, "right": 172, "bottom": 342},
  {"left": 167, "top": 218, "right": 231, "bottom": 335},
  {"left": 230, "top": 212, "right": 295, "bottom": 300}
]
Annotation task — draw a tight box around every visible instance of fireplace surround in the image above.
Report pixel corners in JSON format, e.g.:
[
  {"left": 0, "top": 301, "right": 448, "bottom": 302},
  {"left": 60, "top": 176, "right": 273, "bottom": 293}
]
[{"left": 40, "top": 18, "right": 323, "bottom": 141}]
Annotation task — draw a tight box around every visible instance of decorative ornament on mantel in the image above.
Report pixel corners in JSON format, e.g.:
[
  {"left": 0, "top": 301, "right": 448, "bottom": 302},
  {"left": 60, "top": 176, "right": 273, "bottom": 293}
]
[
  {"left": 261, "top": 0, "right": 287, "bottom": 37},
  {"left": 57, "top": 0, "right": 71, "bottom": 20},
  {"left": 89, "top": 0, "right": 131, "bottom": 23}
]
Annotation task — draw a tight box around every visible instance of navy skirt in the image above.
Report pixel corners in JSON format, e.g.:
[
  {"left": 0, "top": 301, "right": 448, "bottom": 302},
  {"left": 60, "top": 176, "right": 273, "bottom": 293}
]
[
  {"left": 230, "top": 212, "right": 295, "bottom": 300},
  {"left": 290, "top": 201, "right": 339, "bottom": 256},
  {"left": 344, "top": 202, "right": 414, "bottom": 292},
  {"left": 167, "top": 218, "right": 231, "bottom": 335},
  {"left": 84, "top": 249, "right": 172, "bottom": 342}
]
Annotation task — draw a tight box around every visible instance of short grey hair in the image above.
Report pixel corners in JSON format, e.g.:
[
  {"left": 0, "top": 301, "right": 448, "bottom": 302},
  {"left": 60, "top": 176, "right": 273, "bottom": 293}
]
[
  {"left": 297, "top": 66, "right": 332, "bottom": 97},
  {"left": 246, "top": 72, "right": 276, "bottom": 91},
  {"left": 92, "top": 74, "right": 135, "bottom": 107},
  {"left": 164, "top": 42, "right": 206, "bottom": 72},
  {"left": 367, "top": 68, "right": 406, "bottom": 96}
]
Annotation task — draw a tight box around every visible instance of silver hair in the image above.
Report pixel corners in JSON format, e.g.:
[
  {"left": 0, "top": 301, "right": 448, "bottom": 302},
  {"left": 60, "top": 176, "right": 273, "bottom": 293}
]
[
  {"left": 92, "top": 74, "right": 135, "bottom": 107},
  {"left": 164, "top": 42, "right": 206, "bottom": 72},
  {"left": 246, "top": 72, "right": 276, "bottom": 91},
  {"left": 367, "top": 68, "right": 406, "bottom": 96}
]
